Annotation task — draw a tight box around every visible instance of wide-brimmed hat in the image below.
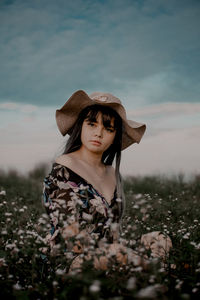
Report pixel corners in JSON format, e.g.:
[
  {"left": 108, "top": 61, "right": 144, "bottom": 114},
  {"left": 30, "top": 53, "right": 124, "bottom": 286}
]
[{"left": 56, "top": 90, "right": 146, "bottom": 150}]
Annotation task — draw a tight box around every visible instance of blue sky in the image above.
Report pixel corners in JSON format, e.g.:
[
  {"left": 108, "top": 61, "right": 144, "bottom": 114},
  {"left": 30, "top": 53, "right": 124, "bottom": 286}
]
[{"left": 0, "top": 0, "right": 200, "bottom": 176}]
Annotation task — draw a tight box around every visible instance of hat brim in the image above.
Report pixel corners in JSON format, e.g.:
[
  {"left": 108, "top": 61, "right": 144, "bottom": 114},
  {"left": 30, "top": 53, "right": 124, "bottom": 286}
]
[{"left": 56, "top": 90, "right": 146, "bottom": 150}]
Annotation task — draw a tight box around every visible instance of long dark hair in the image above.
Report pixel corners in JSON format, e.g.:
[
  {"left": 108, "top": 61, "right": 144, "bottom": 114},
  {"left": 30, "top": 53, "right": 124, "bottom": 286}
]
[{"left": 62, "top": 104, "right": 124, "bottom": 218}]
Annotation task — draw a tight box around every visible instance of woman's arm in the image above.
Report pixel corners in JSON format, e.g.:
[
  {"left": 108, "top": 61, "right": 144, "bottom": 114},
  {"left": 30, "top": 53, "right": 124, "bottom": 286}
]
[{"left": 43, "top": 167, "right": 83, "bottom": 255}]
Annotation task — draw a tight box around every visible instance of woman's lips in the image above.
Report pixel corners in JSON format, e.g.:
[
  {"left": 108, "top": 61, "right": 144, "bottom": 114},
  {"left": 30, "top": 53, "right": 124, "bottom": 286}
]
[{"left": 90, "top": 140, "right": 102, "bottom": 146}]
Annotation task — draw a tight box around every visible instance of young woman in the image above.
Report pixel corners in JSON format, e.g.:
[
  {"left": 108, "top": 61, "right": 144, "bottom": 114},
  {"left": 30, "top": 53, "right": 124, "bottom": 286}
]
[{"left": 43, "top": 90, "right": 171, "bottom": 272}]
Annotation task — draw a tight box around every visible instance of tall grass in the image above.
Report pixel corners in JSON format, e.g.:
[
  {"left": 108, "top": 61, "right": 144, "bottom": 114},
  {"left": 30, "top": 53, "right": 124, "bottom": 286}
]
[{"left": 0, "top": 166, "right": 200, "bottom": 299}]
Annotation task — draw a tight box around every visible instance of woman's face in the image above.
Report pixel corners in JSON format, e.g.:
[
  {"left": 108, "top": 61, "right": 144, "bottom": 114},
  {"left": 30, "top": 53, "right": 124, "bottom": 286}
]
[{"left": 80, "top": 111, "right": 116, "bottom": 155}]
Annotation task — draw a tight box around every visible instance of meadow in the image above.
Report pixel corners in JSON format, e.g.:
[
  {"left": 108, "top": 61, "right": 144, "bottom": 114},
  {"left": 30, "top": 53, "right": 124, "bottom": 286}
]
[{"left": 0, "top": 165, "right": 200, "bottom": 299}]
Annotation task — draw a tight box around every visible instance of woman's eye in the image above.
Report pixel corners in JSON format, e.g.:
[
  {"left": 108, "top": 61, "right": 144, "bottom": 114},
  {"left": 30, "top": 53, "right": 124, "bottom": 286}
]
[
  {"left": 106, "top": 127, "right": 115, "bottom": 133},
  {"left": 88, "top": 122, "right": 95, "bottom": 127}
]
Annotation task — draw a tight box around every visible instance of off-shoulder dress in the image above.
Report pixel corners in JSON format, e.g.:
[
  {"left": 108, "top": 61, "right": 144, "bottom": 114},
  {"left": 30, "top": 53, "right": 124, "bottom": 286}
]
[{"left": 43, "top": 162, "right": 122, "bottom": 263}]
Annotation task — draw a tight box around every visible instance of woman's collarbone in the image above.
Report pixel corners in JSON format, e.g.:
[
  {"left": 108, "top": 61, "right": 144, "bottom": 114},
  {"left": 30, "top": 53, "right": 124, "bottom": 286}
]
[{"left": 55, "top": 155, "right": 115, "bottom": 202}]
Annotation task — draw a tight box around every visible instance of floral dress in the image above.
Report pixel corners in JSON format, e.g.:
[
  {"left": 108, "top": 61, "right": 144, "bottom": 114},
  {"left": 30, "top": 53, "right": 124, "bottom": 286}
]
[{"left": 43, "top": 163, "right": 122, "bottom": 264}]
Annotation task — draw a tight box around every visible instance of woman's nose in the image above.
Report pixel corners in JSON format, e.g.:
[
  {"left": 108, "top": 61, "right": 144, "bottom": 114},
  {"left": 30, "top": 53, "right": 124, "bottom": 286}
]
[{"left": 95, "top": 125, "right": 103, "bottom": 137}]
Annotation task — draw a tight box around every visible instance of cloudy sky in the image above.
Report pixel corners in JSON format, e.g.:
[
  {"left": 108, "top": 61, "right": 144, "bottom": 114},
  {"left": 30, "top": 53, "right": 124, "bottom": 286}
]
[{"left": 0, "top": 0, "right": 200, "bottom": 177}]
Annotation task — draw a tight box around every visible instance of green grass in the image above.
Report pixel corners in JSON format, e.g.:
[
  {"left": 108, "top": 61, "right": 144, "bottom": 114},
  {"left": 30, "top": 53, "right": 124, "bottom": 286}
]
[{"left": 0, "top": 166, "right": 200, "bottom": 299}]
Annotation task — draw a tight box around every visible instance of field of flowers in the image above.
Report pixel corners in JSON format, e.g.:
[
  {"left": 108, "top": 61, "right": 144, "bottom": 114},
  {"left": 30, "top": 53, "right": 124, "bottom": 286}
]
[{"left": 0, "top": 165, "right": 200, "bottom": 299}]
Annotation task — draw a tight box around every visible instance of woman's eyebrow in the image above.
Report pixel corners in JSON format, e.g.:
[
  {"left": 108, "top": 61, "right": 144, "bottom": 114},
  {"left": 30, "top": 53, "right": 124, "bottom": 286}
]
[{"left": 86, "top": 117, "right": 97, "bottom": 122}]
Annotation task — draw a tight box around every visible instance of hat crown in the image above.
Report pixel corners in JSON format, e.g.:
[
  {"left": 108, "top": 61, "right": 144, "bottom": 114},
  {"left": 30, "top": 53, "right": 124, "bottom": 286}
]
[{"left": 89, "top": 92, "right": 122, "bottom": 105}]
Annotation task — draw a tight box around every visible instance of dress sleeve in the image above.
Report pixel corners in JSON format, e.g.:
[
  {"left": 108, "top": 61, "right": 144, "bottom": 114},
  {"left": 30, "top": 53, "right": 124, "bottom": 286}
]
[{"left": 42, "top": 164, "right": 82, "bottom": 254}]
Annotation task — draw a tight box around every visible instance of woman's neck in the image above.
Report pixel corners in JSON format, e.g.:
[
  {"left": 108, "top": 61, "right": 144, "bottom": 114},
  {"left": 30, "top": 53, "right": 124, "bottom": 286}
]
[{"left": 72, "top": 147, "right": 104, "bottom": 169}]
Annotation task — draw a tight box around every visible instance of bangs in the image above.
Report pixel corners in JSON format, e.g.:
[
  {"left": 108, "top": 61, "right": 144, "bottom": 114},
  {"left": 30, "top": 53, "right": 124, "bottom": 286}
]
[{"left": 84, "top": 105, "right": 120, "bottom": 129}]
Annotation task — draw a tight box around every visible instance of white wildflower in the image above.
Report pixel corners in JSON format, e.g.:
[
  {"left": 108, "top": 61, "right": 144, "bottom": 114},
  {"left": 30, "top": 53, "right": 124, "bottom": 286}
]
[
  {"left": 17, "top": 229, "right": 24, "bottom": 235},
  {"left": 89, "top": 280, "right": 101, "bottom": 293},
  {"left": 116, "top": 198, "right": 122, "bottom": 203},
  {"left": 140, "top": 207, "right": 147, "bottom": 214},
  {"left": 129, "top": 240, "right": 136, "bottom": 246},
  {"left": 5, "top": 212, "right": 12, "bottom": 216},
  {"left": 158, "top": 267, "right": 165, "bottom": 273},
  {"left": 0, "top": 190, "right": 6, "bottom": 196},
  {"left": 149, "top": 275, "right": 155, "bottom": 283},
  {"left": 41, "top": 213, "right": 49, "bottom": 219},
  {"left": 126, "top": 277, "right": 136, "bottom": 290},
  {"left": 175, "top": 280, "right": 183, "bottom": 290},
  {"left": 135, "top": 193, "right": 143, "bottom": 199},
  {"left": 13, "top": 247, "right": 19, "bottom": 253},
  {"left": 134, "top": 266, "right": 143, "bottom": 272},
  {"left": 38, "top": 217, "right": 46, "bottom": 225},
  {"left": 55, "top": 268, "right": 66, "bottom": 275},
  {"left": 26, "top": 230, "right": 39, "bottom": 238},
  {"left": 111, "top": 222, "right": 119, "bottom": 231},
  {"left": 28, "top": 285, "right": 33, "bottom": 289},
  {"left": 13, "top": 282, "right": 22, "bottom": 290},
  {"left": 137, "top": 199, "right": 147, "bottom": 205},
  {"left": 137, "top": 285, "right": 157, "bottom": 299},
  {"left": 133, "top": 205, "right": 139, "bottom": 209},
  {"left": 183, "top": 233, "right": 190, "bottom": 239},
  {"left": 0, "top": 258, "right": 7, "bottom": 266}
]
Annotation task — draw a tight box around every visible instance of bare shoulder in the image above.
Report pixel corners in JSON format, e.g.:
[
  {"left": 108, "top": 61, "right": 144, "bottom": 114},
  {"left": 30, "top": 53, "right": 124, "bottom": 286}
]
[{"left": 55, "top": 154, "right": 74, "bottom": 168}]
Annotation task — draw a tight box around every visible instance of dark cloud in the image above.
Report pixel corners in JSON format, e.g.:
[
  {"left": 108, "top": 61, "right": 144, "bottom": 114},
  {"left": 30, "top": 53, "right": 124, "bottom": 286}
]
[{"left": 0, "top": 0, "right": 200, "bottom": 106}]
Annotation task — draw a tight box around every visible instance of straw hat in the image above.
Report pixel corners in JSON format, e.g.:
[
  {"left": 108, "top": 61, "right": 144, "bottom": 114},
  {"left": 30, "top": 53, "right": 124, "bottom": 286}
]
[{"left": 56, "top": 90, "right": 146, "bottom": 150}]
